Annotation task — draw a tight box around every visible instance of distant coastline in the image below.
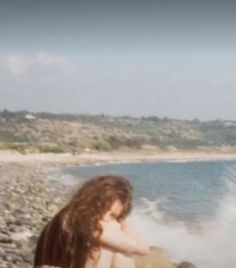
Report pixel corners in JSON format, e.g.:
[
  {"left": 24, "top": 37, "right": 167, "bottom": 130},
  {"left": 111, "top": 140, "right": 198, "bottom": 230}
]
[{"left": 1, "top": 111, "right": 236, "bottom": 157}]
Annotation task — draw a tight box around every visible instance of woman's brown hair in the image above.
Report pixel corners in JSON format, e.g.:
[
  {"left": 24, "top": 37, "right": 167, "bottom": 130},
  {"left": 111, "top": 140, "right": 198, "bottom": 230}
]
[{"left": 34, "top": 175, "right": 133, "bottom": 268}]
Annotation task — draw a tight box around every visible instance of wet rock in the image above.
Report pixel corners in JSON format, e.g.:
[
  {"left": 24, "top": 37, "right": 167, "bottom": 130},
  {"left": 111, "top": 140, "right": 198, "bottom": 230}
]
[{"left": 177, "top": 261, "right": 197, "bottom": 268}]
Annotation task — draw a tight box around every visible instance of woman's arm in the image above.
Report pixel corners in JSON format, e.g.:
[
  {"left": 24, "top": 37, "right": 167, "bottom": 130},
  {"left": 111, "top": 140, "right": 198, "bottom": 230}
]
[
  {"left": 120, "top": 220, "right": 151, "bottom": 249},
  {"left": 98, "top": 219, "right": 150, "bottom": 256}
]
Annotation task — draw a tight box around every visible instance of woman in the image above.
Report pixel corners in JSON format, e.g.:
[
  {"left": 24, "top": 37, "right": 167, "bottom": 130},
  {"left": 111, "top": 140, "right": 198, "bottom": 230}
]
[{"left": 34, "top": 175, "right": 151, "bottom": 268}]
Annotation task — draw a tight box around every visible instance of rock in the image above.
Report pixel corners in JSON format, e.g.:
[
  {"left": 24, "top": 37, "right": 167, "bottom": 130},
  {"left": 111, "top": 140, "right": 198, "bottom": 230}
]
[
  {"left": 10, "top": 230, "right": 33, "bottom": 241},
  {"left": 21, "top": 253, "right": 34, "bottom": 264},
  {"left": 135, "top": 248, "right": 174, "bottom": 268},
  {"left": 176, "top": 262, "right": 197, "bottom": 268},
  {"left": 0, "top": 248, "right": 6, "bottom": 258},
  {"left": 0, "top": 233, "right": 12, "bottom": 243}
]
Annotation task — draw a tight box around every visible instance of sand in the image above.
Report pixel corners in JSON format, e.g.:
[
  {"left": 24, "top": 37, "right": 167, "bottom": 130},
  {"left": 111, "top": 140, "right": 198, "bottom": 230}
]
[{"left": 1, "top": 150, "right": 236, "bottom": 165}]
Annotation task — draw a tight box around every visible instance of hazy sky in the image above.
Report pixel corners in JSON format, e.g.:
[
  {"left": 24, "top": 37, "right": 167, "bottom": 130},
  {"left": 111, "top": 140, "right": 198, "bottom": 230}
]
[{"left": 0, "top": 0, "right": 235, "bottom": 120}]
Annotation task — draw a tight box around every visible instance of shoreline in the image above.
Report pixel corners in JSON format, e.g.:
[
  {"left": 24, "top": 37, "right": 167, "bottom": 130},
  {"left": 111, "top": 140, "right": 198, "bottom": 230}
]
[
  {"left": 0, "top": 150, "right": 230, "bottom": 268},
  {"left": 0, "top": 160, "right": 178, "bottom": 268},
  {"left": 1, "top": 150, "right": 236, "bottom": 165}
]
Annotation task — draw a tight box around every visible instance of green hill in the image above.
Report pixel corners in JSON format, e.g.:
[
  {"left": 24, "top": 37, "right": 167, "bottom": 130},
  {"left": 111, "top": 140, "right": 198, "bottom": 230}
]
[{"left": 1, "top": 110, "right": 236, "bottom": 153}]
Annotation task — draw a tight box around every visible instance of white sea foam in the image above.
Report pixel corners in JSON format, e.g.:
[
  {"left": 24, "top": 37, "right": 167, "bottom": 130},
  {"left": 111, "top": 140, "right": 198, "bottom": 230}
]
[
  {"left": 129, "top": 165, "right": 236, "bottom": 268},
  {"left": 46, "top": 168, "right": 81, "bottom": 186},
  {"left": 49, "top": 162, "right": 236, "bottom": 267}
]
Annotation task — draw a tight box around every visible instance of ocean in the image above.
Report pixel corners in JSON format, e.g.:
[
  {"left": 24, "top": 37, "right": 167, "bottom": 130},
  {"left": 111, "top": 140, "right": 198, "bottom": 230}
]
[{"left": 49, "top": 159, "right": 236, "bottom": 268}]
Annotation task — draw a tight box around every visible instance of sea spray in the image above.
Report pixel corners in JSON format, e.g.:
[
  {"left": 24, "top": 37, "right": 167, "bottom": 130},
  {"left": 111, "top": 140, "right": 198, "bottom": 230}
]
[
  {"left": 129, "top": 165, "right": 236, "bottom": 268},
  {"left": 59, "top": 160, "right": 236, "bottom": 268}
]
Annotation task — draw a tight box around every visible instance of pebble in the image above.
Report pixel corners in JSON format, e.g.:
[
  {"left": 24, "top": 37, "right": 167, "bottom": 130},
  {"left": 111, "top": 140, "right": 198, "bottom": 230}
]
[{"left": 0, "top": 163, "right": 67, "bottom": 267}]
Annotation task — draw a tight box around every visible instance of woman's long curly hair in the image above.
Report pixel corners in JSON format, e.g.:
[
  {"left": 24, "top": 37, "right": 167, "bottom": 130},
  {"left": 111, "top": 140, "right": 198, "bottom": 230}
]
[{"left": 34, "top": 175, "right": 133, "bottom": 268}]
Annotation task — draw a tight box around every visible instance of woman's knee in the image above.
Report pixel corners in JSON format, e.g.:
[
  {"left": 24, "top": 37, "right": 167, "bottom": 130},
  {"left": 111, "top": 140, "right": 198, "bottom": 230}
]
[
  {"left": 85, "top": 247, "right": 115, "bottom": 268},
  {"left": 112, "top": 253, "right": 135, "bottom": 268}
]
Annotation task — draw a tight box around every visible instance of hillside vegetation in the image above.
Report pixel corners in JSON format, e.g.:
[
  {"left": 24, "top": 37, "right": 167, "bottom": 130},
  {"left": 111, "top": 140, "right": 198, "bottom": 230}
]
[{"left": 1, "top": 110, "right": 236, "bottom": 153}]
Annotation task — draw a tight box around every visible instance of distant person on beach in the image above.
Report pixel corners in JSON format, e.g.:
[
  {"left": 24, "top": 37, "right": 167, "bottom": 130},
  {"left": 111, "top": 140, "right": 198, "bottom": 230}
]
[{"left": 34, "top": 175, "right": 151, "bottom": 268}]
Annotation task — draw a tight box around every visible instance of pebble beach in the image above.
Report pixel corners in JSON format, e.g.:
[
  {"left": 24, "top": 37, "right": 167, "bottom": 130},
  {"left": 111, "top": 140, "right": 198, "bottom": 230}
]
[{"left": 2, "top": 151, "right": 236, "bottom": 267}]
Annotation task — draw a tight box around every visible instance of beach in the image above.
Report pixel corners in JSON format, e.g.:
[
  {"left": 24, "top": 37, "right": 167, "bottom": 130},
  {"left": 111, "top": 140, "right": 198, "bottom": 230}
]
[
  {"left": 1, "top": 149, "right": 236, "bottom": 164},
  {"left": 1, "top": 150, "right": 236, "bottom": 267}
]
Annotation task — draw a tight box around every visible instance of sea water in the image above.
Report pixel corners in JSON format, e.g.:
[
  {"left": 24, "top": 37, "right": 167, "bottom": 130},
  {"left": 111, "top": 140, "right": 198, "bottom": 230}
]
[{"left": 53, "top": 160, "right": 236, "bottom": 268}]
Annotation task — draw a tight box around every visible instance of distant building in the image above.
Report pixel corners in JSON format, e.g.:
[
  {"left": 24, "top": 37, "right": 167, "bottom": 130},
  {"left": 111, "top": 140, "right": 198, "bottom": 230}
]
[
  {"left": 223, "top": 120, "right": 236, "bottom": 127},
  {"left": 84, "top": 148, "right": 91, "bottom": 153},
  {"left": 25, "top": 114, "right": 36, "bottom": 120}
]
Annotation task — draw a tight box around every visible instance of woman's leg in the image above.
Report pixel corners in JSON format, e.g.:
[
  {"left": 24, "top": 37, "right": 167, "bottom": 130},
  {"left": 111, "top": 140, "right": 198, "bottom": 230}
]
[
  {"left": 85, "top": 248, "right": 135, "bottom": 268},
  {"left": 111, "top": 253, "right": 135, "bottom": 268},
  {"left": 85, "top": 247, "right": 114, "bottom": 268},
  {"left": 96, "top": 248, "right": 115, "bottom": 268}
]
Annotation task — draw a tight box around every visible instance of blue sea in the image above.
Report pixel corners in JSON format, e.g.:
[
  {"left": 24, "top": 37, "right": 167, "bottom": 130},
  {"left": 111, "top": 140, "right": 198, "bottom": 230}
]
[{"left": 48, "top": 159, "right": 236, "bottom": 268}]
